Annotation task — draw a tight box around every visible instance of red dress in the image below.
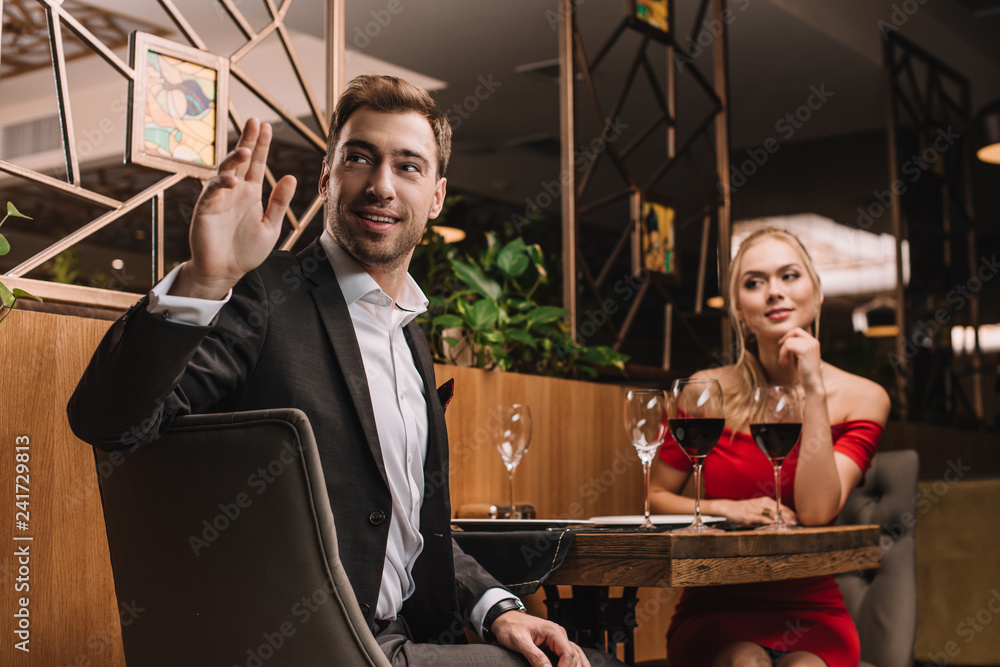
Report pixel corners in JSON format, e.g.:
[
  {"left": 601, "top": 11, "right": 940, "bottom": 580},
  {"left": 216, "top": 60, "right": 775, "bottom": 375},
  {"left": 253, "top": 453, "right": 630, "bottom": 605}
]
[{"left": 657, "top": 420, "right": 882, "bottom": 667}]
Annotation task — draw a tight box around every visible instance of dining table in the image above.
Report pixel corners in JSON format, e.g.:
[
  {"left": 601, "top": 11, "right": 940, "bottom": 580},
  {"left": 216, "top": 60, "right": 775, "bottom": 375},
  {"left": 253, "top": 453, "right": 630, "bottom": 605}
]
[{"left": 453, "top": 521, "right": 882, "bottom": 665}]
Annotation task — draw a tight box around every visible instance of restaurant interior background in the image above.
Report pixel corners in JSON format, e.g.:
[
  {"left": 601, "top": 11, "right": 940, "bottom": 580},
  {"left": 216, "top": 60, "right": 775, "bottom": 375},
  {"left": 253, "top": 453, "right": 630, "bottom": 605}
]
[{"left": 1, "top": 0, "right": 999, "bottom": 665}]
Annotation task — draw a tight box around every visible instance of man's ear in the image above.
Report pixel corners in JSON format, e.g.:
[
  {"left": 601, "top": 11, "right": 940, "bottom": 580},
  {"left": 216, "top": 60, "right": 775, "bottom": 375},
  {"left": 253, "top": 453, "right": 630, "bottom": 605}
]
[
  {"left": 428, "top": 177, "right": 447, "bottom": 220},
  {"left": 318, "top": 161, "right": 331, "bottom": 201}
]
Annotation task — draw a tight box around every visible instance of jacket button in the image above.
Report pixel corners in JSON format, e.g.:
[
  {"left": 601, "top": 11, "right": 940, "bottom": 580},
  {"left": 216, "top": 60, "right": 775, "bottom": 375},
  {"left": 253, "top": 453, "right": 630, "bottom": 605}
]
[
  {"left": 369, "top": 510, "right": 386, "bottom": 525},
  {"left": 360, "top": 603, "right": 370, "bottom": 616}
]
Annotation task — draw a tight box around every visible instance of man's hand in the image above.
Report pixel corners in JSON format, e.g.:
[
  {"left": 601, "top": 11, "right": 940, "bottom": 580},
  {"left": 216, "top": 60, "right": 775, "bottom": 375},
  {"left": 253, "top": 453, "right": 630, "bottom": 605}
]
[
  {"left": 491, "top": 611, "right": 590, "bottom": 667},
  {"left": 170, "top": 118, "right": 297, "bottom": 300}
]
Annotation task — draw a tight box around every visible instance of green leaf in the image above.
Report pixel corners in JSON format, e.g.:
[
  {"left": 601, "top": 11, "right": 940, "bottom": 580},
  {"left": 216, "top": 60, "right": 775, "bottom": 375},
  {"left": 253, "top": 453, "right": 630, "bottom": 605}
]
[
  {"left": 0, "top": 233, "right": 9, "bottom": 256},
  {"left": 525, "top": 244, "right": 548, "bottom": 280},
  {"left": 432, "top": 314, "right": 464, "bottom": 329},
  {"left": 497, "top": 237, "right": 530, "bottom": 278},
  {"left": 504, "top": 328, "right": 538, "bottom": 349},
  {"left": 450, "top": 258, "right": 502, "bottom": 300},
  {"left": 0, "top": 280, "right": 14, "bottom": 308},
  {"left": 526, "top": 305, "right": 568, "bottom": 330},
  {"left": 479, "top": 329, "right": 504, "bottom": 345},
  {"left": 6, "top": 202, "right": 31, "bottom": 219},
  {"left": 12, "top": 289, "right": 42, "bottom": 303},
  {"left": 467, "top": 299, "right": 499, "bottom": 331},
  {"left": 482, "top": 231, "right": 500, "bottom": 267},
  {"left": 441, "top": 336, "right": 460, "bottom": 348},
  {"left": 506, "top": 297, "right": 533, "bottom": 313}
]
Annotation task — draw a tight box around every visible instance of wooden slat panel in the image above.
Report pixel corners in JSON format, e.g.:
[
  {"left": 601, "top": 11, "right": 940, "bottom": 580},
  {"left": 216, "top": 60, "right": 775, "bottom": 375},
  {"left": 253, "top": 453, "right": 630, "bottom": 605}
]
[
  {"left": 436, "top": 365, "right": 645, "bottom": 522},
  {"left": 0, "top": 309, "right": 123, "bottom": 666}
]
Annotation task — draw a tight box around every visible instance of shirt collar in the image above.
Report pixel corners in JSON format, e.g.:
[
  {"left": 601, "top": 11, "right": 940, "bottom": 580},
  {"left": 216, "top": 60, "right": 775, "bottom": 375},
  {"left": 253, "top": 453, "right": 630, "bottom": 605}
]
[{"left": 320, "top": 229, "right": 428, "bottom": 315}]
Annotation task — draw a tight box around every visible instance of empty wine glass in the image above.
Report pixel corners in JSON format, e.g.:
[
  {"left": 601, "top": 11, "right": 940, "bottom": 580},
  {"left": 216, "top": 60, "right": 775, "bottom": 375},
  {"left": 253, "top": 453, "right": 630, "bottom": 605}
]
[
  {"left": 623, "top": 389, "right": 668, "bottom": 529},
  {"left": 750, "top": 386, "right": 802, "bottom": 531},
  {"left": 668, "top": 378, "right": 725, "bottom": 534},
  {"left": 491, "top": 404, "right": 532, "bottom": 520}
]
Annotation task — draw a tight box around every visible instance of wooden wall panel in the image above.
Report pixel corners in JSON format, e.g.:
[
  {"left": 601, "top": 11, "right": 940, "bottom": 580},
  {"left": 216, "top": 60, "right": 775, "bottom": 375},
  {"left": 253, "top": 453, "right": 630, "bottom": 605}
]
[
  {"left": 436, "top": 364, "right": 647, "bottom": 522},
  {"left": 0, "top": 309, "right": 123, "bottom": 666}
]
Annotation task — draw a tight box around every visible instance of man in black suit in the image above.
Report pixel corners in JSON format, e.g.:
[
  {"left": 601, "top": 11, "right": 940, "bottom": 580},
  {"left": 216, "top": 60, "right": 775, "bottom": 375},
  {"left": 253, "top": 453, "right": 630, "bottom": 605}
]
[{"left": 69, "top": 75, "right": 620, "bottom": 667}]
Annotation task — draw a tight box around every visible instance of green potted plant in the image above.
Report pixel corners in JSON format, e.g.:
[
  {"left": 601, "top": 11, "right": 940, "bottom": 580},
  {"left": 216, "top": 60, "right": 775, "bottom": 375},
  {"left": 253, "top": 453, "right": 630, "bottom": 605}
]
[
  {"left": 414, "top": 224, "right": 627, "bottom": 379},
  {"left": 0, "top": 202, "right": 42, "bottom": 323}
]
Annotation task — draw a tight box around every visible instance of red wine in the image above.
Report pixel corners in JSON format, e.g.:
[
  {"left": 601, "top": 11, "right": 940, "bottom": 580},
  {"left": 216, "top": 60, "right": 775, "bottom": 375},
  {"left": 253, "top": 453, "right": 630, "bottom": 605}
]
[
  {"left": 750, "top": 422, "right": 802, "bottom": 463},
  {"left": 669, "top": 417, "right": 724, "bottom": 460}
]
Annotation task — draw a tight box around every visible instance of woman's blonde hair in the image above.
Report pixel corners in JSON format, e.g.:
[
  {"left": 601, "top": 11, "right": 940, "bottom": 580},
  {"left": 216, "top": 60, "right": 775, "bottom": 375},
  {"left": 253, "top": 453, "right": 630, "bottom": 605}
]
[{"left": 725, "top": 227, "right": 823, "bottom": 428}]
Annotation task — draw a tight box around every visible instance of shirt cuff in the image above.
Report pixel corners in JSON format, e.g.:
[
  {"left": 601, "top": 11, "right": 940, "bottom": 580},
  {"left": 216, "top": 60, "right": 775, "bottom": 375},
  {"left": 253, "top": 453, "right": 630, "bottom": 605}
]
[
  {"left": 147, "top": 263, "right": 231, "bottom": 326},
  {"left": 472, "top": 588, "right": 520, "bottom": 639}
]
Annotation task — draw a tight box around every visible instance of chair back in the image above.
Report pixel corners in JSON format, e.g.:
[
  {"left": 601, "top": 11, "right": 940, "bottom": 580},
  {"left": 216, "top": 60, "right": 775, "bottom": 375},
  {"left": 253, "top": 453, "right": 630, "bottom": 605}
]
[
  {"left": 836, "top": 449, "right": 919, "bottom": 667},
  {"left": 95, "top": 409, "right": 391, "bottom": 667}
]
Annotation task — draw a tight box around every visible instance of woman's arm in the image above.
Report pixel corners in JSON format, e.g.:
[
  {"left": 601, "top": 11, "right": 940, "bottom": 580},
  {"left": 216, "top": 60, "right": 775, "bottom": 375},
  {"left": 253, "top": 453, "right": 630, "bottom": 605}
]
[
  {"left": 796, "top": 377, "right": 890, "bottom": 524},
  {"left": 784, "top": 327, "right": 890, "bottom": 524}
]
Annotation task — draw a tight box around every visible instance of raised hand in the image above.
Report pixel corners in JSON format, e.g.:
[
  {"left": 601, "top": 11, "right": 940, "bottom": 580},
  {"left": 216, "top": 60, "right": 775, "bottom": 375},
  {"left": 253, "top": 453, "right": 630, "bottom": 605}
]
[{"left": 170, "top": 118, "right": 297, "bottom": 300}]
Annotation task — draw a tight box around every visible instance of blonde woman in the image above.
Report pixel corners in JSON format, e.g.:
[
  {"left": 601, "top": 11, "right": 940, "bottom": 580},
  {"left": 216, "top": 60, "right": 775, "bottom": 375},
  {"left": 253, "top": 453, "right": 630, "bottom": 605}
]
[{"left": 650, "top": 227, "right": 890, "bottom": 667}]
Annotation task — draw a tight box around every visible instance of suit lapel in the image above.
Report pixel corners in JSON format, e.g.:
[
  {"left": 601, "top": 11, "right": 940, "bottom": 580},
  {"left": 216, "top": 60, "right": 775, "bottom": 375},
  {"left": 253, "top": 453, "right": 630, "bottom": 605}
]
[
  {"left": 405, "top": 323, "right": 452, "bottom": 526},
  {"left": 302, "top": 242, "right": 389, "bottom": 487}
]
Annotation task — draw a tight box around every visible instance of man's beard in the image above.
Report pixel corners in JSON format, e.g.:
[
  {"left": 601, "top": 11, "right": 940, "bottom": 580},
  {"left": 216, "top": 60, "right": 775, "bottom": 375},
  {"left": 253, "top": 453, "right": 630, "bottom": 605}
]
[{"left": 329, "top": 202, "right": 427, "bottom": 270}]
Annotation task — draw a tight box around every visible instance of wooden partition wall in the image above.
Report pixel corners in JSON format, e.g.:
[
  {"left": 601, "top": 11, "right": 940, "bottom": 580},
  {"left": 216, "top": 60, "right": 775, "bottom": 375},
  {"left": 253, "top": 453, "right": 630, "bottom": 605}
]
[
  {"left": 0, "top": 310, "right": 124, "bottom": 666},
  {"left": 437, "top": 365, "right": 643, "bottom": 520}
]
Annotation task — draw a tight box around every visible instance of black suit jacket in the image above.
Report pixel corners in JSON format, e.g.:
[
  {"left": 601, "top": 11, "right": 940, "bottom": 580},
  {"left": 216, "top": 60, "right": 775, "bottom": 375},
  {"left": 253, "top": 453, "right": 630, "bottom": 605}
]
[{"left": 68, "top": 240, "right": 502, "bottom": 642}]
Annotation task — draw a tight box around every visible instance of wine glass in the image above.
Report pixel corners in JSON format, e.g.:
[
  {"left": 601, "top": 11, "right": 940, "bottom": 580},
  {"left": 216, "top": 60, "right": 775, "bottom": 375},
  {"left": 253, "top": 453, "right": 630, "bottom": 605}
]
[
  {"left": 668, "top": 378, "right": 725, "bottom": 534},
  {"left": 623, "top": 390, "right": 668, "bottom": 529},
  {"left": 750, "top": 386, "right": 802, "bottom": 531},
  {"left": 491, "top": 404, "right": 532, "bottom": 520}
]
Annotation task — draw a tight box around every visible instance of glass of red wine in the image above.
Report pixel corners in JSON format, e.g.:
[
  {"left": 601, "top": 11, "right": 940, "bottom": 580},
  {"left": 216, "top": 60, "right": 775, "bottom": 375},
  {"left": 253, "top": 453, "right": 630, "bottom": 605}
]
[
  {"left": 750, "top": 386, "right": 802, "bottom": 531},
  {"left": 667, "top": 378, "right": 725, "bottom": 534},
  {"left": 623, "top": 389, "right": 668, "bottom": 529}
]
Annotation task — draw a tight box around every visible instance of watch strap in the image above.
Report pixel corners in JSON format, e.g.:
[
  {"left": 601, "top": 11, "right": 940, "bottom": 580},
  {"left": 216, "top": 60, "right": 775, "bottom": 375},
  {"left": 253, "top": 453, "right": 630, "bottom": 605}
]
[{"left": 482, "top": 597, "right": 525, "bottom": 642}]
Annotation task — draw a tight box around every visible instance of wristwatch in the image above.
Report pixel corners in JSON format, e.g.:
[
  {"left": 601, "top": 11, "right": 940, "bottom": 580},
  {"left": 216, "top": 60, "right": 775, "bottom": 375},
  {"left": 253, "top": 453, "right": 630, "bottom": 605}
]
[{"left": 482, "top": 597, "right": 526, "bottom": 643}]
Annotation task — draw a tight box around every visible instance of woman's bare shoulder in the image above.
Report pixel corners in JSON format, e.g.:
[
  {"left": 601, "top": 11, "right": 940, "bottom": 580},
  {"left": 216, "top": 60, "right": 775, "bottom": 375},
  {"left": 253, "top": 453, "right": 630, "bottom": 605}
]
[{"left": 823, "top": 364, "right": 891, "bottom": 425}]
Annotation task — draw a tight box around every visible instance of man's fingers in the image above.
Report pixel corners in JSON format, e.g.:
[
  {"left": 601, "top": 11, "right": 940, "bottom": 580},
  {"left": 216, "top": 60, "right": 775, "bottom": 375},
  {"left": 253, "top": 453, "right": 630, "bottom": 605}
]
[
  {"left": 556, "top": 644, "right": 589, "bottom": 667},
  {"left": 244, "top": 122, "right": 273, "bottom": 186},
  {"left": 222, "top": 118, "right": 261, "bottom": 178},
  {"left": 262, "top": 175, "right": 297, "bottom": 229}
]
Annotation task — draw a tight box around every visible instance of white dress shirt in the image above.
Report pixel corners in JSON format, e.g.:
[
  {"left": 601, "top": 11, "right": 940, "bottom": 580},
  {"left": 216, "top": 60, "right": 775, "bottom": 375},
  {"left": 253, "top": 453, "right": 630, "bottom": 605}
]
[{"left": 147, "top": 237, "right": 513, "bottom": 635}]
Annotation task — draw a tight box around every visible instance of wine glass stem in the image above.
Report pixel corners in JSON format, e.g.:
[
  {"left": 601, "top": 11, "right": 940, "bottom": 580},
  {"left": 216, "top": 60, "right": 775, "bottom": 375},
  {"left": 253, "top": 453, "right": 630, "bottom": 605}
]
[
  {"left": 772, "top": 464, "right": 783, "bottom": 523},
  {"left": 693, "top": 461, "right": 704, "bottom": 525},
  {"left": 508, "top": 468, "right": 516, "bottom": 519},
  {"left": 642, "top": 461, "right": 652, "bottom": 522}
]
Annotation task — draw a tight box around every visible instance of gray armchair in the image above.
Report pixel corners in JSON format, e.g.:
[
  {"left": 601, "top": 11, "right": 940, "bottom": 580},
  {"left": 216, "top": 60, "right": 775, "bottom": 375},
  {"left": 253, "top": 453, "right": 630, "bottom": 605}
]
[
  {"left": 836, "top": 449, "right": 919, "bottom": 667},
  {"left": 95, "top": 409, "right": 391, "bottom": 667}
]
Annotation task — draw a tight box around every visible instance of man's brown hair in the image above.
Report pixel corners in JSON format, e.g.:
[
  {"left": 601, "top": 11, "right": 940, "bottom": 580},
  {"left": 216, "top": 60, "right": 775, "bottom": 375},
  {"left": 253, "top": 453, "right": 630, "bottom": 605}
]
[{"left": 326, "top": 74, "right": 452, "bottom": 178}]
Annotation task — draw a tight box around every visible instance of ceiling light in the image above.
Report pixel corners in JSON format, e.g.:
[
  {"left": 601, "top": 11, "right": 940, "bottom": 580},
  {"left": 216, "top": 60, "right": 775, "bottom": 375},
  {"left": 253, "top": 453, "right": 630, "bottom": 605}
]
[
  {"left": 975, "top": 100, "right": 1000, "bottom": 164},
  {"left": 428, "top": 226, "right": 466, "bottom": 244},
  {"left": 852, "top": 296, "right": 898, "bottom": 338},
  {"left": 706, "top": 296, "right": 725, "bottom": 309}
]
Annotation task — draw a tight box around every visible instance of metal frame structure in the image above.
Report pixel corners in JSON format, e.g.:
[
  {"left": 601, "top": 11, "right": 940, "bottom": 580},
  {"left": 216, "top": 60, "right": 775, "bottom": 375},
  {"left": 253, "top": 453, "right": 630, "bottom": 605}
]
[
  {"left": 0, "top": 0, "right": 346, "bottom": 304},
  {"left": 884, "top": 31, "right": 982, "bottom": 422},
  {"left": 558, "top": 0, "right": 731, "bottom": 367}
]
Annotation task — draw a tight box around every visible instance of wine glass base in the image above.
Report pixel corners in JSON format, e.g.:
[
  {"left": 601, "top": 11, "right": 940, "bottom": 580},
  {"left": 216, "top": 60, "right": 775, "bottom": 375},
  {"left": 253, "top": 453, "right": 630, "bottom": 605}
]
[
  {"left": 672, "top": 521, "right": 724, "bottom": 534},
  {"left": 637, "top": 518, "right": 659, "bottom": 530},
  {"left": 756, "top": 521, "right": 799, "bottom": 532}
]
